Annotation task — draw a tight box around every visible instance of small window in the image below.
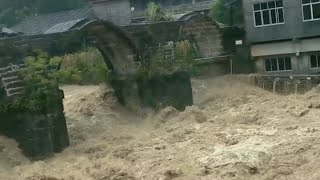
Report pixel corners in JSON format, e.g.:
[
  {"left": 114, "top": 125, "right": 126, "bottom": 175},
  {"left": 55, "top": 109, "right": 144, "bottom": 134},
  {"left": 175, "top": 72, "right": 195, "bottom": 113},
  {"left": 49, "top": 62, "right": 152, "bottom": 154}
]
[
  {"left": 271, "top": 58, "right": 278, "bottom": 71},
  {"left": 253, "top": 1, "right": 284, "bottom": 26},
  {"left": 313, "top": 3, "right": 320, "bottom": 18},
  {"left": 302, "top": 0, "right": 310, "bottom": 4},
  {"left": 261, "top": 3, "right": 268, "bottom": 9},
  {"left": 262, "top": 10, "right": 271, "bottom": 24},
  {"left": 254, "top": 4, "right": 261, "bottom": 10},
  {"left": 265, "top": 57, "right": 291, "bottom": 72},
  {"left": 268, "top": 1, "right": 276, "bottom": 8},
  {"left": 163, "top": 49, "right": 175, "bottom": 62},
  {"left": 278, "top": 58, "right": 285, "bottom": 70},
  {"left": 265, "top": 59, "right": 272, "bottom": 71},
  {"left": 285, "top": 57, "right": 291, "bottom": 70},
  {"left": 310, "top": 54, "right": 320, "bottom": 68},
  {"left": 302, "top": 0, "right": 320, "bottom": 21},
  {"left": 303, "top": 5, "right": 312, "bottom": 20},
  {"left": 278, "top": 9, "right": 284, "bottom": 22},
  {"left": 255, "top": 12, "right": 263, "bottom": 26},
  {"left": 276, "top": 0, "right": 283, "bottom": 7},
  {"left": 271, "top": 9, "right": 277, "bottom": 23}
]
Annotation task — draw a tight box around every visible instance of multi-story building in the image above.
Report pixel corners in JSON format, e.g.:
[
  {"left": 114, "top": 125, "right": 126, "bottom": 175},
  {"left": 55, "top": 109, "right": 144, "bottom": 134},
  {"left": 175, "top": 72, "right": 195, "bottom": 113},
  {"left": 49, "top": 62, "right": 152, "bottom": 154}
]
[{"left": 243, "top": 0, "right": 320, "bottom": 74}]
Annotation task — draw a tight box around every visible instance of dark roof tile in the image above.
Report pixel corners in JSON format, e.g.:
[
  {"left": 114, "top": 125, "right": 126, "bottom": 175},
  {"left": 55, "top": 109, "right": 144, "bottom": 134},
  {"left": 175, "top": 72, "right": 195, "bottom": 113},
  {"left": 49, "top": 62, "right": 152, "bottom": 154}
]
[{"left": 11, "top": 7, "right": 95, "bottom": 35}]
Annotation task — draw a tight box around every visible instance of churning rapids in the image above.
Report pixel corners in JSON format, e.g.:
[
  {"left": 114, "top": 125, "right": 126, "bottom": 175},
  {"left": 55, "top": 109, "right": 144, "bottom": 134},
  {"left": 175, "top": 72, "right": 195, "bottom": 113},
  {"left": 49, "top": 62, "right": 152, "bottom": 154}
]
[{"left": 1, "top": 75, "right": 320, "bottom": 180}]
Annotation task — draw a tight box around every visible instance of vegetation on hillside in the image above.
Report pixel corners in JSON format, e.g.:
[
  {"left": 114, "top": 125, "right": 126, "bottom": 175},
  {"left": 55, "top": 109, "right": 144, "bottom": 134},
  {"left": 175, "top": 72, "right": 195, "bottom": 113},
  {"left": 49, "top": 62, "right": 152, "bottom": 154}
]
[
  {"left": 0, "top": 51, "right": 60, "bottom": 114},
  {"left": 210, "top": 0, "right": 244, "bottom": 26},
  {"left": 53, "top": 48, "right": 108, "bottom": 85},
  {"left": 210, "top": 0, "right": 226, "bottom": 23},
  {"left": 0, "top": 48, "right": 108, "bottom": 114},
  {"left": 140, "top": 40, "right": 197, "bottom": 77},
  {"left": 146, "top": 2, "right": 172, "bottom": 23},
  {"left": 0, "top": 0, "right": 85, "bottom": 27},
  {"left": 0, "top": 39, "right": 197, "bottom": 113}
]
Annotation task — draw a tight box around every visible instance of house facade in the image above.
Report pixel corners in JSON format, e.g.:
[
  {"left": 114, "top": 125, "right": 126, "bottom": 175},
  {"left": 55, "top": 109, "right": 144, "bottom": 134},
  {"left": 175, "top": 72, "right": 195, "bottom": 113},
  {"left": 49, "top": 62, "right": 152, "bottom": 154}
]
[{"left": 243, "top": 0, "right": 320, "bottom": 74}]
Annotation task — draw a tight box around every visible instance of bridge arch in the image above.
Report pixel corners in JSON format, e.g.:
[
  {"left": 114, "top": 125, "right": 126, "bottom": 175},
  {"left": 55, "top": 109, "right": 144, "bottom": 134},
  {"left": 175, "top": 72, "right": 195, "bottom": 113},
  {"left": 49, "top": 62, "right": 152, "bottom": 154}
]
[
  {"left": 0, "top": 18, "right": 140, "bottom": 77},
  {"left": 75, "top": 19, "right": 139, "bottom": 77}
]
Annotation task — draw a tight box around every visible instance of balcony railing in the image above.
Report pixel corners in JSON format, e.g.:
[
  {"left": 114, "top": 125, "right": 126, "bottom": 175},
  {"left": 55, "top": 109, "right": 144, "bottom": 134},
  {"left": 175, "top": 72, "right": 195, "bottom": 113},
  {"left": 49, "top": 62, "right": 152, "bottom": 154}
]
[{"left": 132, "top": 1, "right": 213, "bottom": 19}]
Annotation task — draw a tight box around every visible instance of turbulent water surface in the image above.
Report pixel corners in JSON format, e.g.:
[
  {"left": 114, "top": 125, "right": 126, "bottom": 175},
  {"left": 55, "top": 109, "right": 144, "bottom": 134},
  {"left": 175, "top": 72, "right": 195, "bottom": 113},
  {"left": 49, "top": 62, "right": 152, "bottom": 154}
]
[{"left": 1, "top": 75, "right": 320, "bottom": 180}]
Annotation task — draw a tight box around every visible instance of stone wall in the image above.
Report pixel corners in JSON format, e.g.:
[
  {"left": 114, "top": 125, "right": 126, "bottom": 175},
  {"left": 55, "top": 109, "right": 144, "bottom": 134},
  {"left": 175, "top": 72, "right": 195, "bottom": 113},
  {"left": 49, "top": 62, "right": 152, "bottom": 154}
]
[
  {"left": 123, "top": 21, "right": 183, "bottom": 47},
  {"left": 131, "top": 0, "right": 213, "bottom": 19},
  {"left": 0, "top": 15, "right": 254, "bottom": 79},
  {"left": 90, "top": 0, "right": 132, "bottom": 26},
  {"left": 110, "top": 71, "right": 193, "bottom": 111},
  {"left": 181, "top": 15, "right": 224, "bottom": 58},
  {"left": 0, "top": 88, "right": 69, "bottom": 159},
  {"left": 0, "top": 30, "right": 81, "bottom": 67},
  {"left": 0, "top": 19, "right": 140, "bottom": 77}
]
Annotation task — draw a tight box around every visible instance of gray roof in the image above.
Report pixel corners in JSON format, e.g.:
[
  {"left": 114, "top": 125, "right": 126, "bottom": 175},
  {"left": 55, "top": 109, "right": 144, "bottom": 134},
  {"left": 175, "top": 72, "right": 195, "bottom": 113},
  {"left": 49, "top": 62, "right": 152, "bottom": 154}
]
[
  {"left": 0, "top": 27, "right": 22, "bottom": 38},
  {"left": 1, "top": 27, "right": 16, "bottom": 34},
  {"left": 44, "top": 19, "right": 85, "bottom": 34},
  {"left": 11, "top": 7, "right": 95, "bottom": 35}
]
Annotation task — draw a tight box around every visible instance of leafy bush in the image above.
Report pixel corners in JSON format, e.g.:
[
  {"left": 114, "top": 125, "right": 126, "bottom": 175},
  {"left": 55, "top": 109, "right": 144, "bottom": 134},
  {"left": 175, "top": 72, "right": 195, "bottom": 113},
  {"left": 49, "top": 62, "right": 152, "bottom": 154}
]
[
  {"left": 146, "top": 2, "right": 172, "bottom": 22},
  {"left": 0, "top": 51, "right": 61, "bottom": 114},
  {"left": 140, "top": 40, "right": 197, "bottom": 77},
  {"left": 210, "top": 0, "right": 226, "bottom": 23},
  {"left": 0, "top": 48, "right": 108, "bottom": 114},
  {"left": 175, "top": 40, "right": 197, "bottom": 72},
  {"left": 209, "top": 0, "right": 244, "bottom": 25},
  {"left": 53, "top": 48, "right": 109, "bottom": 85},
  {"left": 21, "top": 51, "right": 60, "bottom": 90}
]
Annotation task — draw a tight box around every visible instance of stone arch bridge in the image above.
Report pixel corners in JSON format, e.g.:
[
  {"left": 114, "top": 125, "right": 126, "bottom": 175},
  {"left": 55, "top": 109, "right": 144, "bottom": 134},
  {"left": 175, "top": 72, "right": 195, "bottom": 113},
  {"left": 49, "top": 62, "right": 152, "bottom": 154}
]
[
  {"left": 1, "top": 19, "right": 139, "bottom": 76},
  {"left": 0, "top": 11, "right": 243, "bottom": 158},
  {"left": 0, "top": 17, "right": 197, "bottom": 159}
]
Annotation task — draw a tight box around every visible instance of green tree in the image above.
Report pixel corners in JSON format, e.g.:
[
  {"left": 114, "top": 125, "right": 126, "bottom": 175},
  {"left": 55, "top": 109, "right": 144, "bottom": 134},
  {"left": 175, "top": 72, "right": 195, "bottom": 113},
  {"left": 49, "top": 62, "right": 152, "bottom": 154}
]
[
  {"left": 210, "top": 0, "right": 226, "bottom": 23},
  {"left": 146, "top": 2, "right": 172, "bottom": 23},
  {"left": 146, "top": 2, "right": 164, "bottom": 22},
  {"left": 210, "top": 0, "right": 244, "bottom": 26}
]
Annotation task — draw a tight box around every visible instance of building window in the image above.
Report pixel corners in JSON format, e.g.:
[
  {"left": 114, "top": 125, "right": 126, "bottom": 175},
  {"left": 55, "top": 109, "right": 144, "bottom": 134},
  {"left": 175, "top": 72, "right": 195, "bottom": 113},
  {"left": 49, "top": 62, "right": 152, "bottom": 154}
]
[
  {"left": 265, "top": 57, "right": 291, "bottom": 72},
  {"left": 302, "top": 0, "right": 320, "bottom": 21},
  {"left": 163, "top": 49, "right": 175, "bottom": 62},
  {"left": 310, "top": 54, "right": 320, "bottom": 68},
  {"left": 253, "top": 1, "right": 284, "bottom": 27}
]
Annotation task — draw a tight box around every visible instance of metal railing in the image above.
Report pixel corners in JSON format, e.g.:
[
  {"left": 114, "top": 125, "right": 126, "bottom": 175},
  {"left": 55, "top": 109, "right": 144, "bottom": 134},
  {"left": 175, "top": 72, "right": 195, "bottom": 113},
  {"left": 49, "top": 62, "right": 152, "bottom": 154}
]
[
  {"left": 0, "top": 63, "right": 59, "bottom": 97},
  {"left": 0, "top": 64, "right": 26, "bottom": 97}
]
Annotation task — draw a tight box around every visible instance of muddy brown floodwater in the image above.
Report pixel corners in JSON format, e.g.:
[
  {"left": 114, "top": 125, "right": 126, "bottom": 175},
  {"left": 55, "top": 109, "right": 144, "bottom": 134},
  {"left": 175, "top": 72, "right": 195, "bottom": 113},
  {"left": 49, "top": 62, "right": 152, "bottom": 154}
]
[{"left": 1, "top": 75, "right": 320, "bottom": 180}]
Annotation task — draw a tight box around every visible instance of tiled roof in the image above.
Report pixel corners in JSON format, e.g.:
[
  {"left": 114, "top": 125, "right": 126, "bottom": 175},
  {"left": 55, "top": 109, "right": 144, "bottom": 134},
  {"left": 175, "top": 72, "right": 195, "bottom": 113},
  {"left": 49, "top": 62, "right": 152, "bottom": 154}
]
[
  {"left": 11, "top": 7, "right": 95, "bottom": 35},
  {"left": 0, "top": 27, "right": 21, "bottom": 38}
]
